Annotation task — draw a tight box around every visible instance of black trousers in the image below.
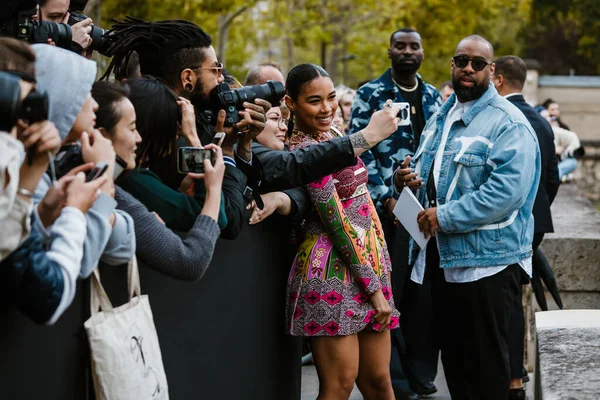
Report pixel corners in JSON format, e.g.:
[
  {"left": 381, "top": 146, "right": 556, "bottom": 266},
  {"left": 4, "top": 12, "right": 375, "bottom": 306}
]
[
  {"left": 507, "top": 233, "right": 545, "bottom": 380},
  {"left": 428, "top": 239, "right": 521, "bottom": 400},
  {"left": 384, "top": 216, "right": 438, "bottom": 393}
]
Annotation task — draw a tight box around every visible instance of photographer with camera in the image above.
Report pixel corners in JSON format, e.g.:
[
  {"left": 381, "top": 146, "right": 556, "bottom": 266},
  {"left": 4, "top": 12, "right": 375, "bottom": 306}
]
[
  {"left": 0, "top": 38, "right": 109, "bottom": 324},
  {"left": 32, "top": 44, "right": 136, "bottom": 277},
  {"left": 103, "top": 18, "right": 263, "bottom": 239},
  {"left": 0, "top": 37, "right": 63, "bottom": 260},
  {"left": 35, "top": 0, "right": 92, "bottom": 54},
  {"left": 92, "top": 80, "right": 225, "bottom": 281},
  {"left": 1, "top": 0, "right": 108, "bottom": 58}
]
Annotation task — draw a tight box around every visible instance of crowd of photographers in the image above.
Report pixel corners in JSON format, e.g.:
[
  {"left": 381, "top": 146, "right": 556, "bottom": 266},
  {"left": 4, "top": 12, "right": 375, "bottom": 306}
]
[{"left": 0, "top": 1, "right": 398, "bottom": 327}]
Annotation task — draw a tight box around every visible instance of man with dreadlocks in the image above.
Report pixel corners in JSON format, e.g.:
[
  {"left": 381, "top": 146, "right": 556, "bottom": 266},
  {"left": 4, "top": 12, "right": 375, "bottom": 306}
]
[{"left": 103, "top": 17, "right": 259, "bottom": 239}]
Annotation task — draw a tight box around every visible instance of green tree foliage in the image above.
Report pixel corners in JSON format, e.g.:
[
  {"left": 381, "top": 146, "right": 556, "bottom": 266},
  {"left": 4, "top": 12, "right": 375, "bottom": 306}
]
[
  {"left": 522, "top": 0, "right": 600, "bottom": 75},
  {"left": 99, "top": 0, "right": 599, "bottom": 88}
]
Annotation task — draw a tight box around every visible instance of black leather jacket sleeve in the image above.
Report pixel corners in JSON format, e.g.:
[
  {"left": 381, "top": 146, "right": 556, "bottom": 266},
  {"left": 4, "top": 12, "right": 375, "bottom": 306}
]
[
  {"left": 236, "top": 138, "right": 357, "bottom": 194},
  {"left": 282, "top": 187, "right": 311, "bottom": 221}
]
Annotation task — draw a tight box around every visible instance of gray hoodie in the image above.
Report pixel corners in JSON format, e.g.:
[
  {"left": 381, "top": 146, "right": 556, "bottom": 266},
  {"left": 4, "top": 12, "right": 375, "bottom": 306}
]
[{"left": 32, "top": 44, "right": 136, "bottom": 278}]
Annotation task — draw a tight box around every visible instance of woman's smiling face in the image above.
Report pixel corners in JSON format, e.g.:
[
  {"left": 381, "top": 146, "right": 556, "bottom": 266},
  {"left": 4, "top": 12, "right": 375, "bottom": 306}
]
[
  {"left": 287, "top": 76, "right": 337, "bottom": 134},
  {"left": 256, "top": 106, "right": 287, "bottom": 151}
]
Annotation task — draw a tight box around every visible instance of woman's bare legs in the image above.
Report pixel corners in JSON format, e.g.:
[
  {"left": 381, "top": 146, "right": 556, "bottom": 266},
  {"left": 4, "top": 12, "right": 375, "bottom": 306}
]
[
  {"left": 312, "top": 334, "right": 360, "bottom": 400},
  {"left": 355, "top": 330, "right": 395, "bottom": 400}
]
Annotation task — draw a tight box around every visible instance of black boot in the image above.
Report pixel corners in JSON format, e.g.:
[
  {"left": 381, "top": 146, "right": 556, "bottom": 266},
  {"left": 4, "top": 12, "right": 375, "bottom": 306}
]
[{"left": 509, "top": 387, "right": 527, "bottom": 400}]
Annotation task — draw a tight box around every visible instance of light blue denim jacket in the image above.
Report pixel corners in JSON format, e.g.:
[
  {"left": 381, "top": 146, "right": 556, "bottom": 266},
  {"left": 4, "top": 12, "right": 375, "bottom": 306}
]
[{"left": 401, "top": 84, "right": 540, "bottom": 268}]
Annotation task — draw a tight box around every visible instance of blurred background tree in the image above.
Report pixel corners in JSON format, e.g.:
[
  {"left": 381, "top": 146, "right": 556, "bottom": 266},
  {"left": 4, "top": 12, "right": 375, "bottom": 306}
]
[{"left": 98, "top": 0, "right": 599, "bottom": 88}]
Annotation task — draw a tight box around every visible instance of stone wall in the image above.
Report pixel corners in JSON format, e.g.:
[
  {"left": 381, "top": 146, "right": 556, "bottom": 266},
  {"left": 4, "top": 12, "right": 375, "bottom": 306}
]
[
  {"left": 534, "top": 310, "right": 600, "bottom": 400},
  {"left": 575, "top": 147, "right": 600, "bottom": 204},
  {"left": 525, "top": 184, "right": 600, "bottom": 370},
  {"left": 537, "top": 86, "right": 600, "bottom": 141}
]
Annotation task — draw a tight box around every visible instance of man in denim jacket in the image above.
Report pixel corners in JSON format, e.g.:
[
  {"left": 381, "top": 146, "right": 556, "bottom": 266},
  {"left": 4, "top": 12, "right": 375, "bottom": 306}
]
[{"left": 394, "top": 35, "right": 540, "bottom": 400}]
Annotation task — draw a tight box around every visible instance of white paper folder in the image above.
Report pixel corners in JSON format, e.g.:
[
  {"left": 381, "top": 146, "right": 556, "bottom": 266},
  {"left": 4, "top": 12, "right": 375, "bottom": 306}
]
[{"left": 392, "top": 188, "right": 429, "bottom": 249}]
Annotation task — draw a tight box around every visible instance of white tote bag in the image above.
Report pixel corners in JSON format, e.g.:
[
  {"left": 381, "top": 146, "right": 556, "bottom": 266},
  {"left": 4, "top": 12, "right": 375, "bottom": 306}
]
[{"left": 84, "top": 257, "right": 169, "bottom": 400}]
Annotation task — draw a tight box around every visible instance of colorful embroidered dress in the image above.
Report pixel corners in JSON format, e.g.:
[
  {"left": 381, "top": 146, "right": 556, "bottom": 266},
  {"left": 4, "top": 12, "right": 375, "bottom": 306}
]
[{"left": 285, "top": 128, "right": 400, "bottom": 337}]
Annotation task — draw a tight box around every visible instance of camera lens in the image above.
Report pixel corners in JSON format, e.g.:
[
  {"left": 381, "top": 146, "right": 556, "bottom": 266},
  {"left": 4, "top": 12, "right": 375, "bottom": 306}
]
[
  {"left": 32, "top": 21, "right": 72, "bottom": 49},
  {"left": 88, "top": 25, "right": 111, "bottom": 56},
  {"left": 232, "top": 80, "right": 285, "bottom": 108},
  {"left": 210, "top": 80, "right": 285, "bottom": 126},
  {"left": 401, "top": 107, "right": 409, "bottom": 120}
]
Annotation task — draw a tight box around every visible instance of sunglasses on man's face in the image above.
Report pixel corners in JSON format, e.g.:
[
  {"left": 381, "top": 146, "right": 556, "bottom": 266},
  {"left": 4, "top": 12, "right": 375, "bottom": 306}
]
[{"left": 453, "top": 55, "right": 492, "bottom": 72}]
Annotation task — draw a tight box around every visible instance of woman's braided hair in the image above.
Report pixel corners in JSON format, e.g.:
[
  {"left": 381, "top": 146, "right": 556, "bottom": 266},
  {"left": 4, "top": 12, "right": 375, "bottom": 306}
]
[{"left": 102, "top": 17, "right": 212, "bottom": 87}]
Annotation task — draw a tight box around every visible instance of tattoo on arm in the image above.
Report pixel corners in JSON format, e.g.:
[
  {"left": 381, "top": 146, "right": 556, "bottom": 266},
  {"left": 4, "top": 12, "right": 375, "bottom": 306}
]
[{"left": 350, "top": 132, "right": 370, "bottom": 150}]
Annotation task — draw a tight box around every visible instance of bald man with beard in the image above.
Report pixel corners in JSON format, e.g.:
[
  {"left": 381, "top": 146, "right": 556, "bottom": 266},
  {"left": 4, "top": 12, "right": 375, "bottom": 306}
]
[{"left": 394, "top": 35, "right": 540, "bottom": 400}]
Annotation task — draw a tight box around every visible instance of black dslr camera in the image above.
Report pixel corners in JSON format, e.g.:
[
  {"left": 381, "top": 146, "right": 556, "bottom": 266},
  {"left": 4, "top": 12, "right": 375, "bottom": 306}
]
[
  {"left": 208, "top": 80, "right": 285, "bottom": 126},
  {"left": 0, "top": 0, "right": 110, "bottom": 55},
  {"left": 0, "top": 71, "right": 48, "bottom": 132},
  {"left": 67, "top": 0, "right": 110, "bottom": 55},
  {"left": 0, "top": 1, "right": 72, "bottom": 50}
]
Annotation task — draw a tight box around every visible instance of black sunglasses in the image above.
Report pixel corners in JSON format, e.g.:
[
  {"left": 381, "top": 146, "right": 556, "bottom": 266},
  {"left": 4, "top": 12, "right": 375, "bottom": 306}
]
[{"left": 453, "top": 55, "right": 492, "bottom": 72}]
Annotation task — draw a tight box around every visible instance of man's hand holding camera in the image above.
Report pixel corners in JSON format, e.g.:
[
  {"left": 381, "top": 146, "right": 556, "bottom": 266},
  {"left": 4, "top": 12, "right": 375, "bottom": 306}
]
[
  {"left": 235, "top": 98, "right": 270, "bottom": 162},
  {"left": 69, "top": 16, "right": 94, "bottom": 55},
  {"left": 217, "top": 99, "right": 270, "bottom": 160}
]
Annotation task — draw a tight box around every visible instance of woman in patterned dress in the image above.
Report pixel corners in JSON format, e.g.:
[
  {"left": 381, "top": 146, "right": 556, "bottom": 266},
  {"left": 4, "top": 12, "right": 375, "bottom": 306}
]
[{"left": 284, "top": 64, "right": 401, "bottom": 400}]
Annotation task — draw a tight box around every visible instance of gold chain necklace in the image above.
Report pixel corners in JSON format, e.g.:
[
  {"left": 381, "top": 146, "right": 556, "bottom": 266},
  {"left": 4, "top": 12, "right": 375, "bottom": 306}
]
[{"left": 392, "top": 76, "right": 419, "bottom": 92}]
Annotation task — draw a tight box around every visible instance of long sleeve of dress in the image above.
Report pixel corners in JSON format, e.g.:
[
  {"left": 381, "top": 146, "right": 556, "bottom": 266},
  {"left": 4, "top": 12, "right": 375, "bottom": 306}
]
[
  {"left": 115, "top": 187, "right": 220, "bottom": 281},
  {"left": 306, "top": 175, "right": 381, "bottom": 295},
  {"left": 291, "top": 135, "right": 382, "bottom": 295}
]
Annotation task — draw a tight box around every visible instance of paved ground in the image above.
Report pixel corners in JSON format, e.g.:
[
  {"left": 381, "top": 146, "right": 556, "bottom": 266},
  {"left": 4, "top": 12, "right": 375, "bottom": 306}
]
[
  {"left": 301, "top": 361, "right": 450, "bottom": 400},
  {"left": 301, "top": 358, "right": 534, "bottom": 399}
]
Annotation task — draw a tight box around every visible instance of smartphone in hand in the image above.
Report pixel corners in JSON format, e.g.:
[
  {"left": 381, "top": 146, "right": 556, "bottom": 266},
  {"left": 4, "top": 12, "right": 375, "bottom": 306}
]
[
  {"left": 86, "top": 162, "right": 109, "bottom": 182},
  {"left": 391, "top": 102, "right": 411, "bottom": 127},
  {"left": 212, "top": 132, "right": 225, "bottom": 147},
  {"left": 177, "top": 147, "right": 216, "bottom": 174}
]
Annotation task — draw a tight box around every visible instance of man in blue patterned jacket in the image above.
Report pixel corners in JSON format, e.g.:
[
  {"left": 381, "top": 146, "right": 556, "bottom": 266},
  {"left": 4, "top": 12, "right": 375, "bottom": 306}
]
[{"left": 349, "top": 28, "right": 441, "bottom": 400}]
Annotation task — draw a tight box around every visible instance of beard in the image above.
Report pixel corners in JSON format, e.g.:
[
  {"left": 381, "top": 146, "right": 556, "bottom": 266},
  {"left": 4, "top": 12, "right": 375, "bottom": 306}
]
[
  {"left": 392, "top": 58, "right": 422, "bottom": 76},
  {"left": 451, "top": 75, "right": 489, "bottom": 103},
  {"left": 189, "top": 81, "right": 211, "bottom": 111}
]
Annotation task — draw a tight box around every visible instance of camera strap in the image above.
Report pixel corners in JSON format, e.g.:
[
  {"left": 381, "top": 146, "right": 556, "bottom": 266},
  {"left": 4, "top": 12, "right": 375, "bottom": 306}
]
[{"left": 243, "top": 186, "right": 264, "bottom": 210}]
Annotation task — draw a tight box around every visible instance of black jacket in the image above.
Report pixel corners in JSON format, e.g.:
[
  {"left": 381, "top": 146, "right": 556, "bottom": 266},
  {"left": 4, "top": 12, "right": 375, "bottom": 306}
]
[
  {"left": 236, "top": 137, "right": 358, "bottom": 193},
  {"left": 508, "top": 94, "right": 560, "bottom": 233}
]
